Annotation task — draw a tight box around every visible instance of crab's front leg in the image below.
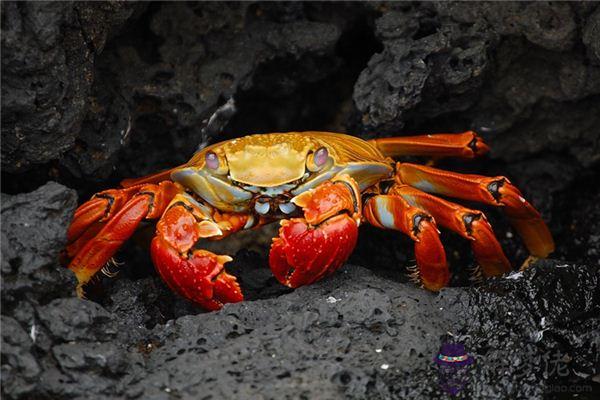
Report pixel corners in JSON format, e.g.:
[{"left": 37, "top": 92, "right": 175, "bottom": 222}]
[
  {"left": 269, "top": 175, "right": 361, "bottom": 288},
  {"left": 151, "top": 193, "right": 250, "bottom": 310}
]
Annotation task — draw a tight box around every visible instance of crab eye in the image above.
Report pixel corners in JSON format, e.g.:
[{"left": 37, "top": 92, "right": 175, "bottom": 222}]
[
  {"left": 205, "top": 152, "right": 219, "bottom": 169},
  {"left": 314, "top": 147, "right": 328, "bottom": 166},
  {"left": 306, "top": 147, "right": 330, "bottom": 172}
]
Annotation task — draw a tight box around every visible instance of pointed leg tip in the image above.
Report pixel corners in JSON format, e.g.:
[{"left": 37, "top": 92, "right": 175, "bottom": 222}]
[
  {"left": 420, "top": 278, "right": 448, "bottom": 292},
  {"left": 75, "top": 284, "right": 86, "bottom": 299}
]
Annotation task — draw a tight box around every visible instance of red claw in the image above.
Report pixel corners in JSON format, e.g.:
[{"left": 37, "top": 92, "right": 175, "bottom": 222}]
[
  {"left": 292, "top": 180, "right": 359, "bottom": 225},
  {"left": 270, "top": 176, "right": 361, "bottom": 288},
  {"left": 270, "top": 214, "right": 359, "bottom": 288},
  {"left": 150, "top": 203, "right": 243, "bottom": 310},
  {"left": 151, "top": 238, "right": 241, "bottom": 310}
]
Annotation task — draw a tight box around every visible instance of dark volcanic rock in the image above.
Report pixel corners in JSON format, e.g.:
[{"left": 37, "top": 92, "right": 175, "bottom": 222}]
[
  {"left": 4, "top": 260, "right": 597, "bottom": 400},
  {"left": 37, "top": 298, "right": 116, "bottom": 343},
  {"left": 354, "top": 5, "right": 497, "bottom": 134},
  {"left": 1, "top": 182, "right": 78, "bottom": 307},
  {"left": 112, "top": 261, "right": 597, "bottom": 400},
  {"left": 553, "top": 175, "right": 600, "bottom": 267},
  {"left": 583, "top": 6, "right": 600, "bottom": 65},
  {"left": 1, "top": 316, "right": 41, "bottom": 399},
  {"left": 1, "top": 1, "right": 137, "bottom": 173},
  {"left": 354, "top": 2, "right": 600, "bottom": 202}
]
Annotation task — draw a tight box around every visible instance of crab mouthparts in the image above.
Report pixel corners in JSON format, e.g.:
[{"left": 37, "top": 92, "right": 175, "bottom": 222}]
[
  {"left": 253, "top": 197, "right": 299, "bottom": 217},
  {"left": 254, "top": 200, "right": 270, "bottom": 215},
  {"left": 238, "top": 179, "right": 305, "bottom": 217}
]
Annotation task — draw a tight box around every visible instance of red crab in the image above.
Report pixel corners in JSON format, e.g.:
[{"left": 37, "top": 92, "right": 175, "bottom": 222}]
[{"left": 64, "top": 131, "right": 554, "bottom": 310}]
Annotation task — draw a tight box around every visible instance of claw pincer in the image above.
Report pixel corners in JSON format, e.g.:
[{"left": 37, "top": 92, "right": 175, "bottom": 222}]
[
  {"left": 151, "top": 197, "right": 244, "bottom": 310},
  {"left": 270, "top": 176, "right": 361, "bottom": 288}
]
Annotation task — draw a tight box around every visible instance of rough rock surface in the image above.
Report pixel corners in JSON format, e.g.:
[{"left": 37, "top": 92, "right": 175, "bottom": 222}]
[
  {"left": 354, "top": 2, "right": 600, "bottom": 223},
  {"left": 2, "top": 2, "right": 599, "bottom": 400},
  {"left": 1, "top": 1, "right": 139, "bottom": 173},
  {"left": 1, "top": 182, "right": 78, "bottom": 307}
]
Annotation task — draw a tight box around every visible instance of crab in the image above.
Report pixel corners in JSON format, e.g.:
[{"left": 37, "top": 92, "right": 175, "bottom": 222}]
[{"left": 64, "top": 131, "right": 554, "bottom": 310}]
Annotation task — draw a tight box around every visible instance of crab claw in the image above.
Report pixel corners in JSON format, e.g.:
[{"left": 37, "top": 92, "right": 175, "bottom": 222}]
[
  {"left": 150, "top": 202, "right": 243, "bottom": 310},
  {"left": 270, "top": 215, "right": 358, "bottom": 287},
  {"left": 291, "top": 177, "right": 361, "bottom": 226},
  {"left": 269, "top": 175, "right": 361, "bottom": 288},
  {"left": 151, "top": 239, "right": 241, "bottom": 310}
]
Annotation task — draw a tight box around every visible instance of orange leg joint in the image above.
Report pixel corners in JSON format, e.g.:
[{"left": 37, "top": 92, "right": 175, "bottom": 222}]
[
  {"left": 269, "top": 175, "right": 361, "bottom": 288},
  {"left": 390, "top": 184, "right": 511, "bottom": 277},
  {"left": 368, "top": 131, "right": 490, "bottom": 158},
  {"left": 363, "top": 193, "right": 449, "bottom": 291},
  {"left": 66, "top": 182, "right": 180, "bottom": 296},
  {"left": 397, "top": 163, "right": 555, "bottom": 258}
]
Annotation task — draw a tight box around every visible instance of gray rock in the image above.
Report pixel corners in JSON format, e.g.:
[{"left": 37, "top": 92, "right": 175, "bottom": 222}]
[
  {"left": 0, "top": 316, "right": 40, "bottom": 399},
  {"left": 120, "top": 261, "right": 598, "bottom": 400},
  {"left": 354, "top": 3, "right": 498, "bottom": 133},
  {"left": 52, "top": 342, "right": 130, "bottom": 374},
  {"left": 37, "top": 298, "right": 116, "bottom": 343},
  {"left": 583, "top": 7, "right": 600, "bottom": 65},
  {"left": 1, "top": 182, "right": 78, "bottom": 306},
  {"left": 354, "top": 2, "right": 600, "bottom": 173},
  {"left": 1, "top": 1, "right": 138, "bottom": 173}
]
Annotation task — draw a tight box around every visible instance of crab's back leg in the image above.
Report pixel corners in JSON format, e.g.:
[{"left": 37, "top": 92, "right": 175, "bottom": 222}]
[
  {"left": 390, "top": 184, "right": 511, "bottom": 277},
  {"left": 363, "top": 194, "right": 449, "bottom": 291},
  {"left": 120, "top": 168, "right": 177, "bottom": 188},
  {"left": 397, "top": 163, "right": 555, "bottom": 259},
  {"left": 67, "top": 181, "right": 181, "bottom": 295},
  {"left": 66, "top": 185, "right": 142, "bottom": 253},
  {"left": 368, "top": 131, "right": 489, "bottom": 159}
]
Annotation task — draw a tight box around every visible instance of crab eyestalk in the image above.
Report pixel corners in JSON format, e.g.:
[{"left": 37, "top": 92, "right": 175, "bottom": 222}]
[{"left": 269, "top": 175, "right": 361, "bottom": 288}]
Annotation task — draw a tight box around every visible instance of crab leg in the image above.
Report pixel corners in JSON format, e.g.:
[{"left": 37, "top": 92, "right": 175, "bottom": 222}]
[
  {"left": 397, "top": 163, "right": 555, "bottom": 258},
  {"left": 65, "top": 185, "right": 144, "bottom": 258},
  {"left": 269, "top": 175, "right": 361, "bottom": 288},
  {"left": 120, "top": 168, "right": 175, "bottom": 188},
  {"left": 67, "top": 181, "right": 181, "bottom": 295},
  {"left": 150, "top": 193, "right": 249, "bottom": 310},
  {"left": 363, "top": 194, "right": 449, "bottom": 291},
  {"left": 390, "top": 184, "right": 511, "bottom": 277},
  {"left": 368, "top": 131, "right": 490, "bottom": 158}
]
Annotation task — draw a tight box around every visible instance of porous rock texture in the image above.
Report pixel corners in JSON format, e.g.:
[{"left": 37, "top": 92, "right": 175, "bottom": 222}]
[{"left": 1, "top": 2, "right": 599, "bottom": 399}]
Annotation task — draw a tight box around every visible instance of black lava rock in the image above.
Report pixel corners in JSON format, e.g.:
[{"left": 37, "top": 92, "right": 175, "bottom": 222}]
[
  {"left": 353, "top": 2, "right": 600, "bottom": 218},
  {"left": 1, "top": 316, "right": 41, "bottom": 399},
  {"left": 1, "top": 182, "right": 78, "bottom": 308},
  {"left": 3, "top": 256, "right": 597, "bottom": 399},
  {"left": 1, "top": 1, "right": 138, "bottom": 173}
]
